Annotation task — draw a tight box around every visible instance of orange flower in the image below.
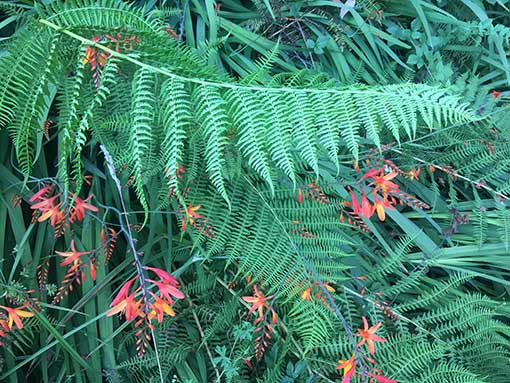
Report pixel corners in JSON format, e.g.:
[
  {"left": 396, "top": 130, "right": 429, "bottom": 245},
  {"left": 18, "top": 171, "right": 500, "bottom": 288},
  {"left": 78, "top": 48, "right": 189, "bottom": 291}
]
[
  {"left": 29, "top": 185, "right": 54, "bottom": 202},
  {"left": 30, "top": 194, "right": 59, "bottom": 211},
  {"left": 144, "top": 266, "right": 185, "bottom": 300},
  {"left": 342, "top": 365, "right": 355, "bottom": 383},
  {"left": 55, "top": 240, "right": 92, "bottom": 267},
  {"left": 371, "top": 171, "right": 399, "bottom": 194},
  {"left": 358, "top": 167, "right": 384, "bottom": 183},
  {"left": 407, "top": 168, "right": 420, "bottom": 180},
  {"left": 300, "top": 281, "right": 335, "bottom": 303},
  {"left": 108, "top": 277, "right": 136, "bottom": 306},
  {"left": 491, "top": 90, "right": 501, "bottom": 99},
  {"left": 0, "top": 303, "right": 34, "bottom": 330},
  {"left": 152, "top": 280, "right": 185, "bottom": 303},
  {"left": 356, "top": 316, "right": 387, "bottom": 354},
  {"left": 372, "top": 195, "right": 394, "bottom": 222},
  {"left": 361, "top": 191, "right": 373, "bottom": 218},
  {"left": 148, "top": 293, "right": 175, "bottom": 323},
  {"left": 300, "top": 286, "right": 312, "bottom": 301},
  {"left": 69, "top": 193, "right": 99, "bottom": 223},
  {"left": 242, "top": 285, "right": 276, "bottom": 324},
  {"left": 107, "top": 277, "right": 142, "bottom": 320},
  {"left": 348, "top": 189, "right": 373, "bottom": 219},
  {"left": 124, "top": 293, "right": 144, "bottom": 321},
  {"left": 89, "top": 260, "right": 97, "bottom": 281},
  {"left": 181, "top": 203, "right": 204, "bottom": 230},
  {"left": 107, "top": 291, "right": 143, "bottom": 321},
  {"left": 336, "top": 353, "right": 356, "bottom": 376},
  {"left": 30, "top": 192, "right": 66, "bottom": 228},
  {"left": 243, "top": 285, "right": 272, "bottom": 318},
  {"left": 38, "top": 202, "right": 65, "bottom": 226},
  {"left": 348, "top": 189, "right": 361, "bottom": 215}
]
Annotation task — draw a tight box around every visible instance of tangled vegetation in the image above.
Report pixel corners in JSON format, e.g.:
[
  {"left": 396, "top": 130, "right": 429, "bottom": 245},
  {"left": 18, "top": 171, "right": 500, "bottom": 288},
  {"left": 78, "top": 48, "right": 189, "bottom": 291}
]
[{"left": 0, "top": 0, "right": 510, "bottom": 382}]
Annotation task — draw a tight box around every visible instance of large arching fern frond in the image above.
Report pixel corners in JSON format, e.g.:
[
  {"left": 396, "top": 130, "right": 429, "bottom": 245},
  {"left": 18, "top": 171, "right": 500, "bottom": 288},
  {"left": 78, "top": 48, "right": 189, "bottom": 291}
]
[{"left": 0, "top": 2, "right": 484, "bottom": 209}]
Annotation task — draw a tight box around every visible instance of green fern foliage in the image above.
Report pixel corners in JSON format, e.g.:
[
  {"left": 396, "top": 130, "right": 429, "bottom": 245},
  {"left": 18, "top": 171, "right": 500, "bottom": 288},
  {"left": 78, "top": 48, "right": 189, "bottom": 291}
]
[
  {"left": 1, "top": 1, "right": 510, "bottom": 383},
  {"left": 0, "top": 2, "right": 482, "bottom": 204}
]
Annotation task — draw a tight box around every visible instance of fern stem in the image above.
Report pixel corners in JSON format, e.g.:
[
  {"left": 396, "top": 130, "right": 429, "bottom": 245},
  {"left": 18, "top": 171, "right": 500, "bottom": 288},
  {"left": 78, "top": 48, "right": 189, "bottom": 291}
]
[{"left": 37, "top": 18, "right": 485, "bottom": 103}]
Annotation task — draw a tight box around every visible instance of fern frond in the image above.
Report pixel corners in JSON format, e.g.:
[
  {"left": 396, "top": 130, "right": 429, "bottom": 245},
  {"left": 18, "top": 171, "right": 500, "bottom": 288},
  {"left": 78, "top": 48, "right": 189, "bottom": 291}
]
[
  {"left": 160, "top": 77, "right": 190, "bottom": 193},
  {"left": 289, "top": 299, "right": 338, "bottom": 353},
  {"left": 3, "top": 29, "right": 57, "bottom": 176},
  {"left": 226, "top": 89, "right": 274, "bottom": 193},
  {"left": 192, "top": 85, "right": 230, "bottom": 205},
  {"left": 37, "top": 0, "right": 160, "bottom": 32},
  {"left": 128, "top": 67, "right": 155, "bottom": 221}
]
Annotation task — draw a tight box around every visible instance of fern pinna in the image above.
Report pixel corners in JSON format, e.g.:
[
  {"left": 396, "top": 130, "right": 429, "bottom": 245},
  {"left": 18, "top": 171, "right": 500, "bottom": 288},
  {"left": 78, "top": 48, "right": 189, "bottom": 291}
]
[{"left": 0, "top": 1, "right": 509, "bottom": 383}]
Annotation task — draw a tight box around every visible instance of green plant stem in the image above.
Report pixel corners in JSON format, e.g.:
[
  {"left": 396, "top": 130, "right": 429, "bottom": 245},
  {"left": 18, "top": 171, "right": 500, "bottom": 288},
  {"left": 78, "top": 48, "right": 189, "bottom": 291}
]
[{"left": 37, "top": 18, "right": 481, "bottom": 102}]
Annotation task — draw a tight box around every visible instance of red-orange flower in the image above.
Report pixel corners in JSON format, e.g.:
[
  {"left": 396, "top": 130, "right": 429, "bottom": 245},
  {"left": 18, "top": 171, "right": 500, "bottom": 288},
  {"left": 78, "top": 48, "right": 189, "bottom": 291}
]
[
  {"left": 347, "top": 189, "right": 373, "bottom": 219},
  {"left": 360, "top": 191, "right": 373, "bottom": 218},
  {"left": 69, "top": 193, "right": 99, "bottom": 223},
  {"left": 372, "top": 195, "right": 395, "bottom": 222},
  {"left": 0, "top": 303, "right": 34, "bottom": 330},
  {"left": 341, "top": 366, "right": 355, "bottom": 383},
  {"left": 336, "top": 353, "right": 356, "bottom": 377},
  {"left": 371, "top": 171, "right": 399, "bottom": 194},
  {"left": 55, "top": 240, "right": 92, "bottom": 267},
  {"left": 407, "top": 168, "right": 420, "bottom": 181},
  {"left": 29, "top": 185, "right": 54, "bottom": 202},
  {"left": 356, "top": 316, "right": 387, "bottom": 354},
  {"left": 148, "top": 293, "right": 176, "bottom": 323},
  {"left": 151, "top": 280, "right": 185, "bottom": 304},
  {"left": 144, "top": 266, "right": 178, "bottom": 285},
  {"left": 145, "top": 266, "right": 185, "bottom": 303},
  {"left": 242, "top": 285, "right": 276, "bottom": 324},
  {"left": 492, "top": 90, "right": 501, "bottom": 99},
  {"left": 30, "top": 191, "right": 66, "bottom": 228},
  {"left": 38, "top": 203, "right": 65, "bottom": 226},
  {"left": 107, "top": 288, "right": 143, "bottom": 321},
  {"left": 358, "top": 167, "right": 384, "bottom": 183},
  {"left": 181, "top": 203, "right": 204, "bottom": 230},
  {"left": 30, "top": 194, "right": 64, "bottom": 226},
  {"left": 300, "top": 286, "right": 312, "bottom": 301},
  {"left": 300, "top": 281, "right": 335, "bottom": 302},
  {"left": 89, "top": 260, "right": 97, "bottom": 281}
]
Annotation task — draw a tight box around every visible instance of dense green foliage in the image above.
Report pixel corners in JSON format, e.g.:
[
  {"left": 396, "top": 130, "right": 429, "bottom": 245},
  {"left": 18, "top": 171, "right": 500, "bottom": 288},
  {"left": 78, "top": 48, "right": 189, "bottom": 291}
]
[{"left": 0, "top": 0, "right": 510, "bottom": 382}]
